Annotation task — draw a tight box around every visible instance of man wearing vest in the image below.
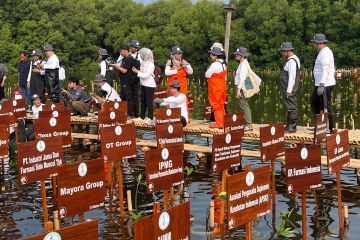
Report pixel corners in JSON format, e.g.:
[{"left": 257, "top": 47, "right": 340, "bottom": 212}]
[
  {"left": 18, "top": 51, "right": 31, "bottom": 108},
  {"left": 98, "top": 48, "right": 114, "bottom": 86},
  {"left": 311, "top": 33, "right": 336, "bottom": 134},
  {"left": 279, "top": 42, "right": 301, "bottom": 133},
  {"left": 41, "top": 44, "right": 60, "bottom": 103},
  {"left": 28, "top": 50, "right": 45, "bottom": 103},
  {"left": 165, "top": 46, "right": 193, "bottom": 95}
]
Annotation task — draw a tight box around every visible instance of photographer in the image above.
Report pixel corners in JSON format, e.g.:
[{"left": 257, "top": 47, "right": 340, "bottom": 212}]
[
  {"left": 61, "top": 77, "right": 91, "bottom": 116},
  {"left": 98, "top": 48, "right": 114, "bottom": 86},
  {"left": 28, "top": 50, "right": 46, "bottom": 102},
  {"left": 40, "top": 44, "right": 60, "bottom": 103}
]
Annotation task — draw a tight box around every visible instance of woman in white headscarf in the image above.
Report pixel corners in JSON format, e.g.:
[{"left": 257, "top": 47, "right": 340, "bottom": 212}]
[{"left": 132, "top": 48, "right": 156, "bottom": 121}]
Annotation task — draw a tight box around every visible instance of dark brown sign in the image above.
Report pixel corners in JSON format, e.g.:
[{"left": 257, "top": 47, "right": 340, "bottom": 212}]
[
  {"left": 285, "top": 144, "right": 322, "bottom": 194},
  {"left": 188, "top": 95, "right": 194, "bottom": 112},
  {"left": 57, "top": 158, "right": 105, "bottom": 219},
  {"left": 260, "top": 124, "right": 285, "bottom": 162},
  {"left": 212, "top": 130, "right": 243, "bottom": 171},
  {"left": 145, "top": 145, "right": 184, "bottom": 193},
  {"left": 204, "top": 105, "right": 212, "bottom": 121},
  {"left": 0, "top": 113, "right": 17, "bottom": 128},
  {"left": 17, "top": 137, "right": 63, "bottom": 185},
  {"left": 0, "top": 100, "right": 13, "bottom": 114},
  {"left": 314, "top": 112, "right": 328, "bottom": 143},
  {"left": 25, "top": 219, "right": 98, "bottom": 240},
  {"left": 102, "top": 101, "right": 127, "bottom": 112},
  {"left": 226, "top": 165, "right": 271, "bottom": 229},
  {"left": 12, "top": 99, "right": 26, "bottom": 120},
  {"left": 98, "top": 108, "right": 127, "bottom": 128},
  {"left": 326, "top": 130, "right": 350, "bottom": 174},
  {"left": 224, "top": 112, "right": 245, "bottom": 133},
  {"left": 134, "top": 201, "right": 190, "bottom": 240},
  {"left": 42, "top": 102, "right": 65, "bottom": 111},
  {"left": 39, "top": 109, "right": 72, "bottom": 119},
  {"left": 155, "top": 108, "right": 181, "bottom": 125},
  {"left": 156, "top": 122, "right": 184, "bottom": 149},
  {"left": 0, "top": 125, "right": 9, "bottom": 157},
  {"left": 154, "top": 87, "right": 168, "bottom": 99},
  {"left": 99, "top": 124, "right": 136, "bottom": 161},
  {"left": 34, "top": 114, "right": 71, "bottom": 147}
]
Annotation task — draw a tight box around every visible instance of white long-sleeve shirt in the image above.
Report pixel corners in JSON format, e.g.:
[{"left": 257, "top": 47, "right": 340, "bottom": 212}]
[
  {"left": 205, "top": 59, "right": 226, "bottom": 79},
  {"left": 43, "top": 55, "right": 59, "bottom": 69},
  {"left": 164, "top": 93, "right": 188, "bottom": 122},
  {"left": 284, "top": 55, "right": 300, "bottom": 93},
  {"left": 101, "top": 82, "right": 121, "bottom": 102},
  {"left": 165, "top": 64, "right": 193, "bottom": 76},
  {"left": 313, "top": 47, "right": 336, "bottom": 87},
  {"left": 234, "top": 59, "right": 249, "bottom": 89},
  {"left": 138, "top": 62, "right": 156, "bottom": 88},
  {"left": 59, "top": 67, "right": 66, "bottom": 81},
  {"left": 99, "top": 61, "right": 106, "bottom": 77}
]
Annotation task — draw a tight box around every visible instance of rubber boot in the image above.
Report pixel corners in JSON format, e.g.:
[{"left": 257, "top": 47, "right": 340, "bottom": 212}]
[{"left": 210, "top": 110, "right": 224, "bottom": 128}]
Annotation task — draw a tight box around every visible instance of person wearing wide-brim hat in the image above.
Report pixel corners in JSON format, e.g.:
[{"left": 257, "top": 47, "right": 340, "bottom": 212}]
[
  {"left": 234, "top": 47, "right": 254, "bottom": 131},
  {"left": 205, "top": 46, "right": 227, "bottom": 128},
  {"left": 278, "top": 42, "right": 301, "bottom": 133},
  {"left": 310, "top": 33, "right": 336, "bottom": 134},
  {"left": 29, "top": 50, "right": 46, "bottom": 103},
  {"left": 94, "top": 74, "right": 121, "bottom": 102},
  {"left": 40, "top": 44, "right": 60, "bottom": 103},
  {"left": 98, "top": 48, "right": 114, "bottom": 86},
  {"left": 165, "top": 46, "right": 193, "bottom": 95}
]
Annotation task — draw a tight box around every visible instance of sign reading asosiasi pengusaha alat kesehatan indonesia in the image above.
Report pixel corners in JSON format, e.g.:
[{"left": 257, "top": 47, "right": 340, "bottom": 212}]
[
  {"left": 226, "top": 165, "right": 271, "bottom": 229},
  {"left": 260, "top": 124, "right": 285, "bottom": 162},
  {"left": 285, "top": 144, "right": 322, "bottom": 194},
  {"left": 57, "top": 158, "right": 105, "bottom": 219},
  {"left": 326, "top": 130, "right": 350, "bottom": 174},
  {"left": 212, "top": 130, "right": 243, "bottom": 171},
  {"left": 17, "top": 137, "right": 63, "bottom": 185}
]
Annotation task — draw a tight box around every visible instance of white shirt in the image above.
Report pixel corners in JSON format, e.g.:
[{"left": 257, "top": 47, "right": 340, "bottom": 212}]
[
  {"left": 234, "top": 59, "right": 249, "bottom": 89},
  {"left": 99, "top": 61, "right": 106, "bottom": 77},
  {"left": 59, "top": 67, "right": 66, "bottom": 81},
  {"left": 164, "top": 93, "right": 188, "bottom": 123},
  {"left": 131, "top": 52, "right": 143, "bottom": 64},
  {"left": 116, "top": 56, "right": 123, "bottom": 67},
  {"left": 165, "top": 64, "right": 193, "bottom": 76},
  {"left": 284, "top": 55, "right": 300, "bottom": 93},
  {"left": 101, "top": 82, "right": 121, "bottom": 102},
  {"left": 138, "top": 62, "right": 156, "bottom": 88},
  {"left": 32, "top": 104, "right": 43, "bottom": 119},
  {"left": 313, "top": 47, "right": 336, "bottom": 87},
  {"left": 205, "top": 59, "right": 227, "bottom": 79},
  {"left": 43, "top": 55, "right": 60, "bottom": 69}
]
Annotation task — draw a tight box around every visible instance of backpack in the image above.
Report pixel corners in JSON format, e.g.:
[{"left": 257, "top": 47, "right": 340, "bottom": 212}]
[{"left": 154, "top": 66, "right": 163, "bottom": 85}]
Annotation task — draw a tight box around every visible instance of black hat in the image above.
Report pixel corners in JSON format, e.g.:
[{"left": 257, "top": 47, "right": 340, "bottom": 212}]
[
  {"left": 129, "top": 40, "right": 141, "bottom": 49},
  {"left": 98, "top": 48, "right": 108, "bottom": 56},
  {"left": 233, "top": 47, "right": 250, "bottom": 57},
  {"left": 31, "top": 50, "right": 42, "bottom": 56},
  {"left": 311, "top": 34, "right": 328, "bottom": 43},
  {"left": 94, "top": 74, "right": 106, "bottom": 83},
  {"left": 170, "top": 80, "right": 181, "bottom": 89},
  {"left": 171, "top": 46, "right": 183, "bottom": 55},
  {"left": 278, "top": 42, "right": 294, "bottom": 51},
  {"left": 208, "top": 47, "right": 223, "bottom": 56}
]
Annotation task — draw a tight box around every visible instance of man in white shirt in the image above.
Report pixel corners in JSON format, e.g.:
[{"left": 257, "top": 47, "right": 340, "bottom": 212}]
[
  {"left": 31, "top": 94, "right": 44, "bottom": 119},
  {"left": 41, "top": 44, "right": 60, "bottom": 103},
  {"left": 59, "top": 60, "right": 66, "bottom": 101},
  {"left": 154, "top": 80, "right": 188, "bottom": 127},
  {"left": 94, "top": 74, "right": 121, "bottom": 102},
  {"left": 279, "top": 42, "right": 301, "bottom": 133},
  {"left": 311, "top": 34, "right": 336, "bottom": 133}
]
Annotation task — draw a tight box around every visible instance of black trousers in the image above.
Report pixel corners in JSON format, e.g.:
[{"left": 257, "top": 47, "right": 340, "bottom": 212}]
[
  {"left": 122, "top": 81, "right": 140, "bottom": 117},
  {"left": 140, "top": 85, "right": 154, "bottom": 119},
  {"left": 45, "top": 69, "right": 60, "bottom": 103},
  {"left": 310, "top": 85, "right": 334, "bottom": 131},
  {"left": 0, "top": 86, "right": 4, "bottom": 100}
]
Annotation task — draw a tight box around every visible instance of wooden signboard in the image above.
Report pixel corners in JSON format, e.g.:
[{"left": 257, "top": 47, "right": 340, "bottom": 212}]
[
  {"left": 226, "top": 165, "right": 271, "bottom": 229},
  {"left": 99, "top": 124, "right": 136, "bottom": 161},
  {"left": 134, "top": 201, "right": 190, "bottom": 240},
  {"left": 98, "top": 108, "right": 127, "bottom": 128},
  {"left": 285, "top": 144, "right": 322, "bottom": 194},
  {"left": 0, "top": 100, "right": 13, "bottom": 114},
  {"left": 39, "top": 109, "right": 72, "bottom": 119},
  {"left": 155, "top": 122, "right": 184, "bottom": 149},
  {"left": 145, "top": 145, "right": 184, "bottom": 193},
  {"left": 259, "top": 124, "right": 285, "bottom": 162},
  {"left": 57, "top": 158, "right": 105, "bottom": 219},
  {"left": 224, "top": 112, "right": 245, "bottom": 133},
  {"left": 326, "top": 130, "right": 350, "bottom": 174},
  {"left": 188, "top": 95, "right": 194, "bottom": 112},
  {"left": 212, "top": 130, "right": 243, "bottom": 172},
  {"left": 17, "top": 137, "right": 63, "bottom": 185},
  {"left": 155, "top": 108, "right": 181, "bottom": 125},
  {"left": 102, "top": 101, "right": 127, "bottom": 112},
  {"left": 204, "top": 105, "right": 212, "bottom": 121},
  {"left": 0, "top": 125, "right": 9, "bottom": 180},
  {"left": 12, "top": 99, "right": 26, "bottom": 120},
  {"left": 25, "top": 219, "right": 98, "bottom": 240},
  {"left": 154, "top": 87, "right": 168, "bottom": 99},
  {"left": 42, "top": 102, "right": 65, "bottom": 111},
  {"left": 34, "top": 114, "right": 72, "bottom": 147},
  {"left": 314, "top": 112, "right": 328, "bottom": 143}
]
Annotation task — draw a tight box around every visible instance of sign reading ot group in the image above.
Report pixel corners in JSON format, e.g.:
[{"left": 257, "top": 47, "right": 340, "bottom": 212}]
[
  {"left": 212, "top": 130, "right": 243, "bottom": 171},
  {"left": 134, "top": 202, "right": 190, "bottom": 240},
  {"left": 17, "top": 137, "right": 63, "bottom": 185},
  {"left": 226, "top": 165, "right": 271, "bottom": 229},
  {"left": 156, "top": 122, "right": 184, "bottom": 149},
  {"left": 25, "top": 219, "right": 98, "bottom": 240},
  {"left": 34, "top": 114, "right": 71, "bottom": 147},
  {"left": 285, "top": 144, "right": 322, "bottom": 194},
  {"left": 314, "top": 112, "right": 328, "bottom": 143},
  {"left": 98, "top": 108, "right": 127, "bottom": 128},
  {"left": 145, "top": 145, "right": 184, "bottom": 193},
  {"left": 260, "top": 124, "right": 285, "bottom": 162},
  {"left": 155, "top": 108, "right": 181, "bottom": 125},
  {"left": 326, "top": 130, "right": 350, "bottom": 174},
  {"left": 99, "top": 124, "right": 136, "bottom": 161},
  {"left": 57, "top": 158, "right": 105, "bottom": 219},
  {"left": 224, "top": 113, "right": 244, "bottom": 132}
]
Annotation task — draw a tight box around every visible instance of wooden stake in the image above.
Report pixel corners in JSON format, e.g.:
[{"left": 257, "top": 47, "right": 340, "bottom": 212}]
[
  {"left": 336, "top": 171, "right": 344, "bottom": 230},
  {"left": 118, "top": 162, "right": 124, "bottom": 217},
  {"left": 163, "top": 190, "right": 169, "bottom": 210},
  {"left": 343, "top": 204, "right": 349, "bottom": 226},
  {"left": 209, "top": 200, "right": 215, "bottom": 230},
  {"left": 153, "top": 202, "right": 160, "bottom": 214},
  {"left": 127, "top": 190, "right": 133, "bottom": 213},
  {"left": 220, "top": 170, "right": 228, "bottom": 240},
  {"left": 52, "top": 176, "right": 57, "bottom": 210},
  {"left": 45, "top": 221, "right": 54, "bottom": 232},
  {"left": 40, "top": 180, "right": 49, "bottom": 231},
  {"left": 301, "top": 192, "right": 307, "bottom": 240},
  {"left": 53, "top": 211, "right": 60, "bottom": 230},
  {"left": 169, "top": 186, "right": 174, "bottom": 208},
  {"left": 246, "top": 221, "right": 252, "bottom": 240},
  {"left": 271, "top": 159, "right": 276, "bottom": 229}
]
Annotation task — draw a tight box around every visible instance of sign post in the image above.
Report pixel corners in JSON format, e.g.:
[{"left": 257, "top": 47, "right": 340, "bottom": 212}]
[
  {"left": 155, "top": 108, "right": 181, "bottom": 125},
  {"left": 314, "top": 111, "right": 328, "bottom": 144},
  {"left": 223, "top": 112, "right": 244, "bottom": 133}
]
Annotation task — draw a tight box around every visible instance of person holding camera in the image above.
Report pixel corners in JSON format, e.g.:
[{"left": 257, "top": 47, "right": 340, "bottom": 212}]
[
  {"left": 98, "top": 48, "right": 114, "bottom": 86},
  {"left": 28, "top": 50, "right": 46, "bottom": 103},
  {"left": 61, "top": 77, "right": 91, "bottom": 116},
  {"left": 40, "top": 44, "right": 60, "bottom": 103},
  {"left": 94, "top": 74, "right": 121, "bottom": 102}
]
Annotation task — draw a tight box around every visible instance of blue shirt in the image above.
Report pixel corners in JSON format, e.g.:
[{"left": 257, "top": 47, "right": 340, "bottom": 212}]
[{"left": 18, "top": 60, "right": 30, "bottom": 87}]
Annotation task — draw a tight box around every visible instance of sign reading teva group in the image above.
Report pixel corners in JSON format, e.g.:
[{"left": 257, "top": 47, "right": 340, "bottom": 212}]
[
  {"left": 155, "top": 108, "right": 181, "bottom": 125},
  {"left": 25, "top": 219, "right": 98, "bottom": 240},
  {"left": 224, "top": 113, "right": 244, "bottom": 133},
  {"left": 156, "top": 122, "right": 184, "bottom": 149},
  {"left": 326, "top": 130, "right": 350, "bottom": 174},
  {"left": 99, "top": 124, "right": 136, "bottom": 161},
  {"left": 34, "top": 114, "right": 71, "bottom": 147},
  {"left": 57, "top": 158, "right": 105, "bottom": 219},
  {"left": 145, "top": 145, "right": 184, "bottom": 193},
  {"left": 260, "top": 124, "right": 285, "bottom": 162},
  {"left": 17, "top": 137, "right": 63, "bottom": 185},
  {"left": 314, "top": 112, "right": 328, "bottom": 143},
  {"left": 285, "top": 144, "right": 322, "bottom": 194},
  {"left": 212, "top": 130, "right": 243, "bottom": 171},
  {"left": 226, "top": 165, "right": 271, "bottom": 229},
  {"left": 98, "top": 108, "right": 127, "bottom": 128},
  {"left": 134, "top": 202, "right": 190, "bottom": 240}
]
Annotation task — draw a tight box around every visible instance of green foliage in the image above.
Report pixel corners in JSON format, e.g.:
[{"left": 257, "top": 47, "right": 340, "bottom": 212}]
[
  {"left": 217, "top": 191, "right": 227, "bottom": 201},
  {"left": 130, "top": 211, "right": 143, "bottom": 221},
  {"left": 275, "top": 209, "right": 299, "bottom": 238},
  {"left": 184, "top": 166, "right": 194, "bottom": 177}
]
